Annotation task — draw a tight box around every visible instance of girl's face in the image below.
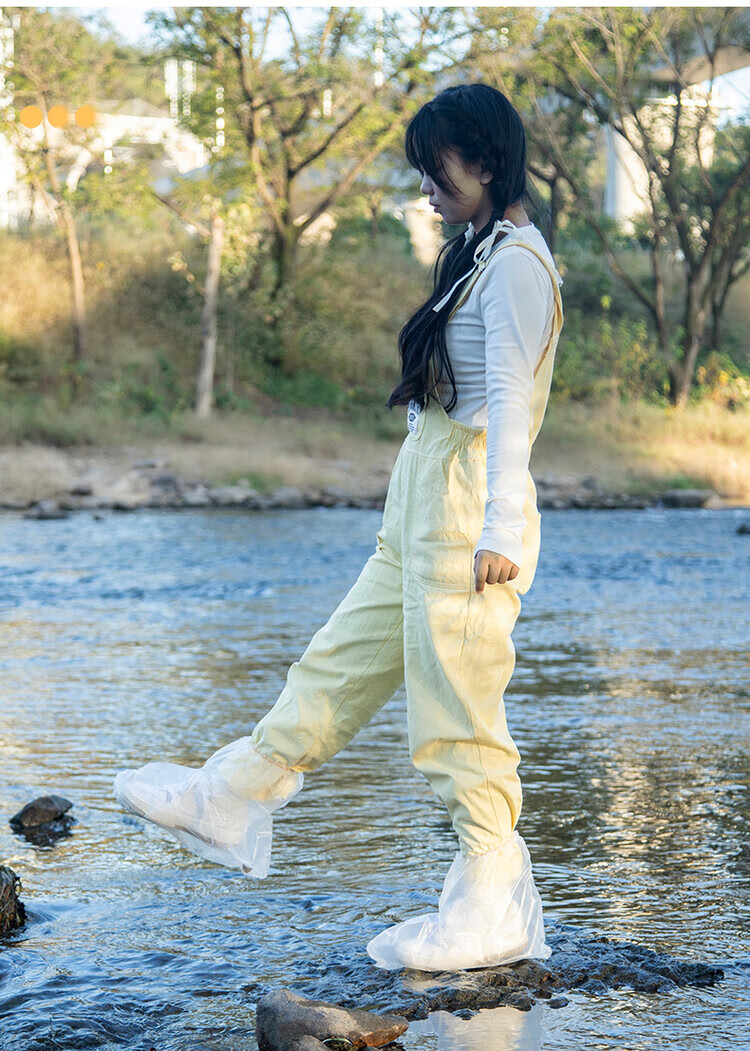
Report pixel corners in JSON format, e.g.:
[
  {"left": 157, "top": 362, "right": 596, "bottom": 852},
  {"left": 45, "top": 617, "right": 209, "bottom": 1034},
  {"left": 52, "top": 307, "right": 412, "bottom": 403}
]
[{"left": 419, "top": 148, "right": 494, "bottom": 228}]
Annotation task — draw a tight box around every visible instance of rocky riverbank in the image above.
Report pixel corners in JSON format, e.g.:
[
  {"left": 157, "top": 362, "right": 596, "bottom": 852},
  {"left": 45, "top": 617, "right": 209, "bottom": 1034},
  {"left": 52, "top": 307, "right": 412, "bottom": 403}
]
[{"left": 0, "top": 451, "right": 728, "bottom": 518}]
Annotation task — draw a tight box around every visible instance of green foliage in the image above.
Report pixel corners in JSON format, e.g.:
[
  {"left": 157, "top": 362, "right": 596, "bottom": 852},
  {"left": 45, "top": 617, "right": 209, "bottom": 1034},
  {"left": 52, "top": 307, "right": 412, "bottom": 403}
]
[
  {"left": 103, "top": 354, "right": 192, "bottom": 422},
  {"left": 551, "top": 308, "right": 671, "bottom": 403},
  {"left": 261, "top": 367, "right": 348, "bottom": 411},
  {"left": 328, "top": 213, "right": 413, "bottom": 252}
]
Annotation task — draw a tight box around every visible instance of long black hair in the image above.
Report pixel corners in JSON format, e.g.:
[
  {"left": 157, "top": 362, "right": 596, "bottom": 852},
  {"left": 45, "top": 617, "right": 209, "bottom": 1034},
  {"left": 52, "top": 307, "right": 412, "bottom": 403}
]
[{"left": 387, "top": 83, "right": 535, "bottom": 413}]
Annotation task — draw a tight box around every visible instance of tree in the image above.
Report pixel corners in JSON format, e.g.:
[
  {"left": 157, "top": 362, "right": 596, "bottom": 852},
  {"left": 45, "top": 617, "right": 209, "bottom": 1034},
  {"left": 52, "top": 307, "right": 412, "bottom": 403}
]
[
  {"left": 144, "top": 8, "right": 474, "bottom": 312},
  {"left": 0, "top": 9, "right": 128, "bottom": 367},
  {"left": 515, "top": 7, "right": 750, "bottom": 408}
]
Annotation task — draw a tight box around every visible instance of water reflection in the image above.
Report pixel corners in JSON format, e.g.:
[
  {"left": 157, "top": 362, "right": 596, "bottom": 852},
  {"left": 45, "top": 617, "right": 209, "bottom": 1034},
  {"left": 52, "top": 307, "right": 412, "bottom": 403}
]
[{"left": 410, "top": 1004, "right": 543, "bottom": 1050}]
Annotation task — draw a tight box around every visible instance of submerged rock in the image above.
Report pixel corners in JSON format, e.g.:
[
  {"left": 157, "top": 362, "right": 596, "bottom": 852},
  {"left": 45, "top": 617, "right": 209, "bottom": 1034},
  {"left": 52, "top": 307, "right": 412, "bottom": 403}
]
[
  {"left": 0, "top": 866, "right": 26, "bottom": 934},
  {"left": 255, "top": 988, "right": 409, "bottom": 1051},
  {"left": 10, "top": 794, "right": 73, "bottom": 830}
]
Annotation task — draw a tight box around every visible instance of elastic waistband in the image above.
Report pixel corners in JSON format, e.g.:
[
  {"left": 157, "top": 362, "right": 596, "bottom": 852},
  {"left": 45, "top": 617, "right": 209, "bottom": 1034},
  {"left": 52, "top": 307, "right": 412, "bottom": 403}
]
[{"left": 408, "top": 397, "right": 486, "bottom": 457}]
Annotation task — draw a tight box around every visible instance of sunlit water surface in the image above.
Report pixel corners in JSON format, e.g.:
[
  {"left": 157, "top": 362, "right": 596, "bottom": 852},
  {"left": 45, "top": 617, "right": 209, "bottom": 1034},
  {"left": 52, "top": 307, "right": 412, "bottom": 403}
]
[{"left": 1, "top": 506, "right": 748, "bottom": 1050}]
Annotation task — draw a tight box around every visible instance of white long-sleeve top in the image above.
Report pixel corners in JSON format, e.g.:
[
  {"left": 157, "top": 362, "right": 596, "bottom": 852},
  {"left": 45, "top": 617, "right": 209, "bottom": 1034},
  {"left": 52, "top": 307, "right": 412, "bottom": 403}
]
[{"left": 440, "top": 220, "right": 563, "bottom": 569}]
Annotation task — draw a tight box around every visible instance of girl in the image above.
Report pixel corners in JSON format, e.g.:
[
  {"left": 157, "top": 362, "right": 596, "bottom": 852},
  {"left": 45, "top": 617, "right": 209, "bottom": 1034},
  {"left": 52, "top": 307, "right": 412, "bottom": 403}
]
[{"left": 114, "top": 82, "right": 564, "bottom": 973}]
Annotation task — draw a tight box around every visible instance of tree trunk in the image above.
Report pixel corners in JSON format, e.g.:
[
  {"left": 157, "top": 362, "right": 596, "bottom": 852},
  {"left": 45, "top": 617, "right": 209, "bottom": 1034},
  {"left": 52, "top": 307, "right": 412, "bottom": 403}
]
[
  {"left": 60, "top": 200, "right": 87, "bottom": 364},
  {"left": 270, "top": 228, "right": 297, "bottom": 300},
  {"left": 651, "top": 237, "right": 672, "bottom": 365},
  {"left": 42, "top": 140, "right": 88, "bottom": 368},
  {"left": 671, "top": 290, "right": 708, "bottom": 409},
  {"left": 264, "top": 229, "right": 298, "bottom": 368},
  {"left": 195, "top": 210, "right": 225, "bottom": 419}
]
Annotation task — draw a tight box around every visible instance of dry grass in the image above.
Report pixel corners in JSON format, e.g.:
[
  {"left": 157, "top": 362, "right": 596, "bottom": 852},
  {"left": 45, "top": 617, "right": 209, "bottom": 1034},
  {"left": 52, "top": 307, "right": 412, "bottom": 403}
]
[
  {"left": 533, "top": 397, "right": 750, "bottom": 500},
  {"left": 154, "top": 410, "right": 401, "bottom": 493}
]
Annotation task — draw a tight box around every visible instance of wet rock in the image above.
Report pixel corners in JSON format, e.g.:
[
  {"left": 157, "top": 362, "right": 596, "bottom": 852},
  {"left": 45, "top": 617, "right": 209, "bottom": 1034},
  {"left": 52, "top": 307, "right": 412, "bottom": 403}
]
[
  {"left": 0, "top": 866, "right": 26, "bottom": 934},
  {"left": 23, "top": 499, "right": 69, "bottom": 520},
  {"left": 659, "top": 488, "right": 716, "bottom": 508},
  {"left": 255, "top": 988, "right": 409, "bottom": 1051},
  {"left": 292, "top": 923, "right": 725, "bottom": 1022},
  {"left": 10, "top": 794, "right": 73, "bottom": 830},
  {"left": 737, "top": 523, "right": 750, "bottom": 535}
]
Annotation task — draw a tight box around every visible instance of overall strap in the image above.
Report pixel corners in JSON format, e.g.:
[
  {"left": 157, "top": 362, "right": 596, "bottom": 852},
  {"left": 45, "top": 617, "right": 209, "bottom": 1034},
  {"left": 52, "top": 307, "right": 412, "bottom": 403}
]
[{"left": 447, "top": 236, "right": 564, "bottom": 378}]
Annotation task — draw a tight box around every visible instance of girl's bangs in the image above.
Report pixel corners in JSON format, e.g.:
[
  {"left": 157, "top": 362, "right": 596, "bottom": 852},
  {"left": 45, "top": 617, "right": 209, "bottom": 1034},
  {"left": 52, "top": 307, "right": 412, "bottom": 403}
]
[{"left": 404, "top": 111, "right": 459, "bottom": 198}]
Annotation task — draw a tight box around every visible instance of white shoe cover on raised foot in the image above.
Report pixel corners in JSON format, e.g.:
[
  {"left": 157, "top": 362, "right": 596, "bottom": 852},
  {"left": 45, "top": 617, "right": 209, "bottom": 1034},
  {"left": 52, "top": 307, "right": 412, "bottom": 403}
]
[
  {"left": 366, "top": 831, "right": 551, "bottom": 971},
  {"left": 113, "top": 736, "right": 303, "bottom": 877}
]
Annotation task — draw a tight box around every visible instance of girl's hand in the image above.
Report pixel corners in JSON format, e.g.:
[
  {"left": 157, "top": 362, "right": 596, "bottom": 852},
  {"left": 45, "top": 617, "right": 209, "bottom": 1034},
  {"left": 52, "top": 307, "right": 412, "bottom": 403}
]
[{"left": 473, "top": 549, "right": 519, "bottom": 592}]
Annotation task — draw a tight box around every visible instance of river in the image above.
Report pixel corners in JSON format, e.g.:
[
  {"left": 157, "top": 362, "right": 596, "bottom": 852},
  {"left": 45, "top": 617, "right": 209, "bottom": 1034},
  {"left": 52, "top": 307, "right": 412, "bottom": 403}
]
[{"left": 1, "top": 506, "right": 748, "bottom": 1050}]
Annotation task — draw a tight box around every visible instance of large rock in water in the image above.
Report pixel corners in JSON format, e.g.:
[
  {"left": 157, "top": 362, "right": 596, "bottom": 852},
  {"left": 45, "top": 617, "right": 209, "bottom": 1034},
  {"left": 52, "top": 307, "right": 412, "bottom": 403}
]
[
  {"left": 10, "top": 795, "right": 73, "bottom": 830},
  {"left": 255, "top": 988, "right": 409, "bottom": 1051},
  {"left": 659, "top": 488, "right": 716, "bottom": 508},
  {"left": 0, "top": 866, "right": 26, "bottom": 934}
]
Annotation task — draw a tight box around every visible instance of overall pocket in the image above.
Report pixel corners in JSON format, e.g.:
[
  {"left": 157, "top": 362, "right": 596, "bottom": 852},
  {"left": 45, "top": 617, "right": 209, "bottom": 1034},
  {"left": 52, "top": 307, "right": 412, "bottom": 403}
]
[{"left": 408, "top": 453, "right": 480, "bottom": 592}]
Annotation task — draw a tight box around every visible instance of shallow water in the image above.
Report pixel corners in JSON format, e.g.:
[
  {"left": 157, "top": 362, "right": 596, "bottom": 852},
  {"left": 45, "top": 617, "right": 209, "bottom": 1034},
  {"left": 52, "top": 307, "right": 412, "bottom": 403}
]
[{"left": 0, "top": 505, "right": 748, "bottom": 1050}]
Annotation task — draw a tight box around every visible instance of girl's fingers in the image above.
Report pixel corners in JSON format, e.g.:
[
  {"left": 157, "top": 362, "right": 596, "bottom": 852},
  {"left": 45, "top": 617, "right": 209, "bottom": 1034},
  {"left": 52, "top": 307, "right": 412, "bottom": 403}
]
[{"left": 474, "top": 552, "right": 519, "bottom": 590}]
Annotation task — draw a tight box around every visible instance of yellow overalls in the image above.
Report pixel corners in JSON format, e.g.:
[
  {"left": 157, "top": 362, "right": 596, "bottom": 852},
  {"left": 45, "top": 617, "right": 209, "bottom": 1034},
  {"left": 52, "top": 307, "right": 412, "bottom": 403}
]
[
  {"left": 248, "top": 237, "right": 564, "bottom": 856},
  {"left": 114, "top": 233, "right": 565, "bottom": 970}
]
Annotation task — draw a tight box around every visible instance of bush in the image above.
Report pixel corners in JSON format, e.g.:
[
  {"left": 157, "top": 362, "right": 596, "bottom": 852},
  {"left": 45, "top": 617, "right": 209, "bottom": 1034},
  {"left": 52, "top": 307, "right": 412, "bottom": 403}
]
[
  {"left": 552, "top": 307, "right": 670, "bottom": 403},
  {"left": 261, "top": 367, "right": 347, "bottom": 410},
  {"left": 693, "top": 350, "right": 750, "bottom": 410}
]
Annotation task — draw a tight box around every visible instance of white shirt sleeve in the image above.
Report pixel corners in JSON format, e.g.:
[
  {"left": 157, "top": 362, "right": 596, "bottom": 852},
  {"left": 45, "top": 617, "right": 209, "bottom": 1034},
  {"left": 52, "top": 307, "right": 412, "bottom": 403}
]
[{"left": 474, "top": 247, "right": 553, "bottom": 569}]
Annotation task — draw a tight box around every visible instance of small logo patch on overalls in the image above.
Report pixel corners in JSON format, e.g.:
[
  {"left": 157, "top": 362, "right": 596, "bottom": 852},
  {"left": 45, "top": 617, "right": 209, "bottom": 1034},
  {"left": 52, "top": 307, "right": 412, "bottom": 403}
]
[{"left": 407, "top": 399, "right": 421, "bottom": 434}]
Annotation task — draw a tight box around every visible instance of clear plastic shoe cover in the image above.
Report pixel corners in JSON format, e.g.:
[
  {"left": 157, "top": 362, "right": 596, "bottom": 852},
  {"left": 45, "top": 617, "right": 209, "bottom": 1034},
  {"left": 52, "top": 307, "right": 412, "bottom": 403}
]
[
  {"left": 366, "top": 831, "right": 552, "bottom": 971},
  {"left": 113, "top": 736, "right": 303, "bottom": 877}
]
